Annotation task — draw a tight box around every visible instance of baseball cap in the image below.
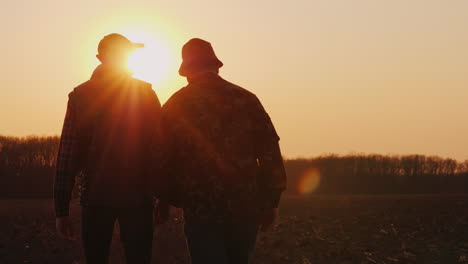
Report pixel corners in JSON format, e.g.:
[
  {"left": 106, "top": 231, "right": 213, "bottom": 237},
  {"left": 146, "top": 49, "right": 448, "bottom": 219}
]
[{"left": 97, "top": 33, "right": 144, "bottom": 56}]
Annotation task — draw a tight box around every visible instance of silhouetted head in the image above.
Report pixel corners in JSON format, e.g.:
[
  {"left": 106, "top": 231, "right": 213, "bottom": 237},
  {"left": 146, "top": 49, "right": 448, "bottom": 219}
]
[
  {"left": 96, "top": 33, "right": 143, "bottom": 68},
  {"left": 179, "top": 38, "right": 223, "bottom": 78}
]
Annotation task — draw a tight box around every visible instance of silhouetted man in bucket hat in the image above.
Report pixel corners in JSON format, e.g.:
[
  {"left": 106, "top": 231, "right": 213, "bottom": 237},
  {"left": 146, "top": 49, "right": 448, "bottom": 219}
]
[
  {"left": 155, "top": 38, "right": 287, "bottom": 264},
  {"left": 54, "top": 33, "right": 161, "bottom": 264}
]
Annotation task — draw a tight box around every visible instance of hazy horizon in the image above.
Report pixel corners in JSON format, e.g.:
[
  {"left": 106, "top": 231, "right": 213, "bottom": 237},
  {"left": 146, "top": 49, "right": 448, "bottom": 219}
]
[{"left": 1, "top": 0, "right": 468, "bottom": 160}]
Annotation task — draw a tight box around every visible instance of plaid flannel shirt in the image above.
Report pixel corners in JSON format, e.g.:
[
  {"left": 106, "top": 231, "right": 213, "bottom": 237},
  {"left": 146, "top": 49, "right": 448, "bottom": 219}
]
[{"left": 54, "top": 98, "right": 78, "bottom": 217}]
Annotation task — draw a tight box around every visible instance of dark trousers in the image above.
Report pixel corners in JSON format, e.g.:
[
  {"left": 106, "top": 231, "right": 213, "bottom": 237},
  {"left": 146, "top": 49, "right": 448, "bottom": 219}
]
[
  {"left": 81, "top": 205, "right": 153, "bottom": 264},
  {"left": 184, "top": 221, "right": 259, "bottom": 264}
]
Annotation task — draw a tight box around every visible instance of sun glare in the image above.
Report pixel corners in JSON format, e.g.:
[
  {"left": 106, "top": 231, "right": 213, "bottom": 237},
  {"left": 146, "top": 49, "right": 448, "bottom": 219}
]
[{"left": 123, "top": 30, "right": 173, "bottom": 85}]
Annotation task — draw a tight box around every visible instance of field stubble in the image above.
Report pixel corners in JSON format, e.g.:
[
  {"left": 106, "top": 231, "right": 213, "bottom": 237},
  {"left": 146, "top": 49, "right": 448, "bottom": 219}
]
[{"left": 1, "top": 195, "right": 467, "bottom": 264}]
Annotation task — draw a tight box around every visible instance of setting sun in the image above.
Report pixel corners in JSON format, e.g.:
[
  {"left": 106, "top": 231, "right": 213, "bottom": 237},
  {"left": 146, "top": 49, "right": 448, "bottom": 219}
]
[
  {"left": 124, "top": 30, "right": 173, "bottom": 85},
  {"left": 3, "top": 1, "right": 468, "bottom": 263}
]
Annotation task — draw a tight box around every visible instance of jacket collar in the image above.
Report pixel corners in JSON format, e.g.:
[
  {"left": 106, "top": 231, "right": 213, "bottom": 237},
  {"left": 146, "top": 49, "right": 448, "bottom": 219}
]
[
  {"left": 187, "top": 72, "right": 222, "bottom": 85},
  {"left": 90, "top": 64, "right": 132, "bottom": 81}
]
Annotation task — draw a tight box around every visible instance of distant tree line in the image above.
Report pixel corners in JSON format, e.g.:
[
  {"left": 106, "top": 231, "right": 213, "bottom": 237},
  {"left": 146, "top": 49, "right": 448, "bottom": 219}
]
[
  {"left": 286, "top": 155, "right": 468, "bottom": 195},
  {"left": 0, "top": 136, "right": 467, "bottom": 198},
  {"left": 0, "top": 136, "right": 59, "bottom": 197}
]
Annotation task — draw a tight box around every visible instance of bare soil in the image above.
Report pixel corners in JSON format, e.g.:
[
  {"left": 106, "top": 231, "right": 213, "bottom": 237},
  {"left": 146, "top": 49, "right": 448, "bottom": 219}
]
[{"left": 1, "top": 195, "right": 467, "bottom": 264}]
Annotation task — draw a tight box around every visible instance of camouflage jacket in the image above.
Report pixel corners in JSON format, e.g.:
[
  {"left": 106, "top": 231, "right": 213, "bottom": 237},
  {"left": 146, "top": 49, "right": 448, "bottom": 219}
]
[{"left": 155, "top": 73, "right": 286, "bottom": 223}]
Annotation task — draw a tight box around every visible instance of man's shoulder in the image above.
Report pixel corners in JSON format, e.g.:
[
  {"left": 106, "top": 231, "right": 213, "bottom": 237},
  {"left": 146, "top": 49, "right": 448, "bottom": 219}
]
[
  {"left": 163, "top": 86, "right": 189, "bottom": 109},
  {"left": 223, "top": 81, "right": 257, "bottom": 99},
  {"left": 69, "top": 77, "right": 153, "bottom": 101},
  {"left": 218, "top": 80, "right": 262, "bottom": 109},
  {"left": 130, "top": 78, "right": 155, "bottom": 98},
  {"left": 69, "top": 80, "right": 93, "bottom": 98},
  {"left": 131, "top": 77, "right": 152, "bottom": 89},
  {"left": 163, "top": 78, "right": 258, "bottom": 109}
]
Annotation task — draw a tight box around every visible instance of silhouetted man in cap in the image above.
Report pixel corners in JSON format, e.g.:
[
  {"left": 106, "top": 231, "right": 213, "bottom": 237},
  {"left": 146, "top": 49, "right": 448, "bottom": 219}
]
[
  {"left": 54, "top": 33, "right": 161, "bottom": 264},
  {"left": 155, "top": 38, "right": 287, "bottom": 264}
]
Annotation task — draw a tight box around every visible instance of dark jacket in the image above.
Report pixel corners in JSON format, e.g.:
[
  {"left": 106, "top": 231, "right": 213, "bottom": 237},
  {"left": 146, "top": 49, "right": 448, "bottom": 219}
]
[
  {"left": 156, "top": 73, "right": 286, "bottom": 223},
  {"left": 54, "top": 64, "right": 161, "bottom": 216}
]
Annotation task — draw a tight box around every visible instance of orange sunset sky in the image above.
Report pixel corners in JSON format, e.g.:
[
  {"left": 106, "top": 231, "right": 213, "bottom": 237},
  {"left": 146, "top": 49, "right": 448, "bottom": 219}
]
[{"left": 1, "top": 0, "right": 467, "bottom": 160}]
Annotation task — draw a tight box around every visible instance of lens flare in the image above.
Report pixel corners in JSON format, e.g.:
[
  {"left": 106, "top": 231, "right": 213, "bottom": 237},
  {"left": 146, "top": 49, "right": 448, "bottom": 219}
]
[{"left": 297, "top": 168, "right": 321, "bottom": 195}]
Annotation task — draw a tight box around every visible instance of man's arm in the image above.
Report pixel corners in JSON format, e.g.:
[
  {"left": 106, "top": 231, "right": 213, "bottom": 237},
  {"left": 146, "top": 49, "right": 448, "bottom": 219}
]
[
  {"left": 54, "top": 97, "right": 78, "bottom": 218},
  {"left": 252, "top": 96, "right": 287, "bottom": 212},
  {"left": 151, "top": 103, "right": 177, "bottom": 201},
  {"left": 150, "top": 102, "right": 179, "bottom": 224},
  {"left": 251, "top": 96, "right": 286, "bottom": 231},
  {"left": 257, "top": 140, "right": 287, "bottom": 209},
  {"left": 151, "top": 92, "right": 190, "bottom": 207},
  {"left": 143, "top": 86, "right": 171, "bottom": 224}
]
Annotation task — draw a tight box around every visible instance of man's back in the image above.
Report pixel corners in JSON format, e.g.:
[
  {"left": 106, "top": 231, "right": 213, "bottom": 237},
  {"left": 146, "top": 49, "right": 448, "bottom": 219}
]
[
  {"left": 58, "top": 65, "right": 161, "bottom": 208},
  {"left": 73, "top": 76, "right": 156, "bottom": 173},
  {"left": 160, "top": 73, "right": 286, "bottom": 222}
]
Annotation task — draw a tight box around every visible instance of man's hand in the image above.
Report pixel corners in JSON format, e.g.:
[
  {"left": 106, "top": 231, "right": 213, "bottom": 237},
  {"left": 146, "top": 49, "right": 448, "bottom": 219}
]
[
  {"left": 56, "top": 216, "right": 76, "bottom": 240},
  {"left": 259, "top": 208, "right": 279, "bottom": 232}
]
